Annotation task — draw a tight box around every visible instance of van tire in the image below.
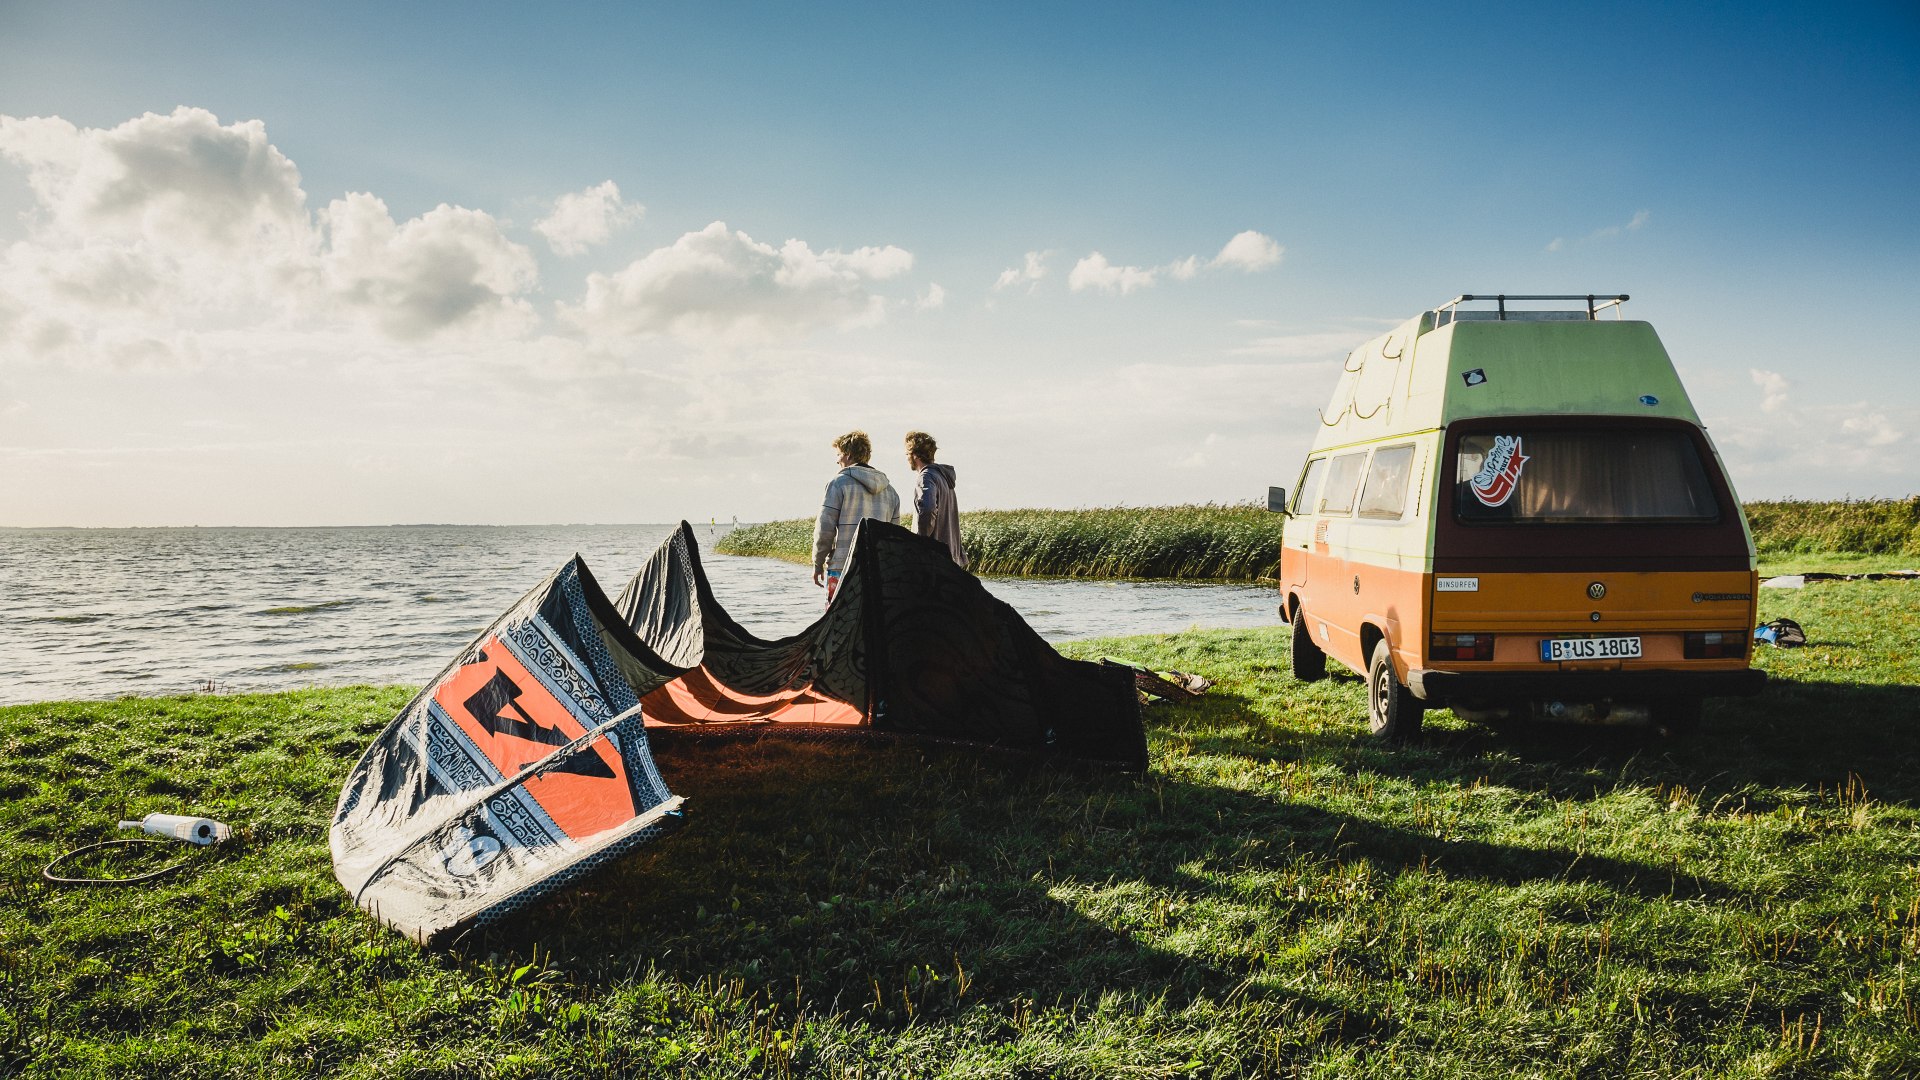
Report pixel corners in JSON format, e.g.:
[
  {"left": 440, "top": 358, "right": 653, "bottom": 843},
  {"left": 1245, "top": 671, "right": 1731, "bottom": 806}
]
[
  {"left": 1367, "top": 639, "right": 1423, "bottom": 740},
  {"left": 1291, "top": 607, "right": 1327, "bottom": 682}
]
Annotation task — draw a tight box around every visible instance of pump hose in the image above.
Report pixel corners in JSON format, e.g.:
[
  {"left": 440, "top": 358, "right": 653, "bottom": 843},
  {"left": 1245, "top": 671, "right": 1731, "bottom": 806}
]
[{"left": 43, "top": 838, "right": 189, "bottom": 886}]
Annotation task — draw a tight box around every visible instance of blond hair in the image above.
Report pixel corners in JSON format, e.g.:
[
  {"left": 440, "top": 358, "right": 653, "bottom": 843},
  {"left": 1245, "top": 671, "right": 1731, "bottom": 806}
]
[
  {"left": 904, "top": 430, "right": 937, "bottom": 463},
  {"left": 832, "top": 430, "right": 872, "bottom": 464}
]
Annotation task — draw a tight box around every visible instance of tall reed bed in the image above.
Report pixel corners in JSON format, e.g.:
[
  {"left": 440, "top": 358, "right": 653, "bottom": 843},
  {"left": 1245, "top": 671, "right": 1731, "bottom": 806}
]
[
  {"left": 720, "top": 504, "right": 1284, "bottom": 580},
  {"left": 719, "top": 498, "right": 1920, "bottom": 580},
  {"left": 1745, "top": 497, "right": 1920, "bottom": 556}
]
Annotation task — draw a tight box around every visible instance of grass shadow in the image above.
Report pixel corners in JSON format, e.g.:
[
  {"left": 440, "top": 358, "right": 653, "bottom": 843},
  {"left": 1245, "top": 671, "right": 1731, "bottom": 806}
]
[{"left": 467, "top": 735, "right": 1374, "bottom": 1036}]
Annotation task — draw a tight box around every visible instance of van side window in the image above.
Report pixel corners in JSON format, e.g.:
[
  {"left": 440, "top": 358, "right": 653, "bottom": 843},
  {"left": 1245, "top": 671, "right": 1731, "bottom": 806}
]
[
  {"left": 1317, "top": 452, "right": 1368, "bottom": 515},
  {"left": 1357, "top": 444, "right": 1417, "bottom": 520},
  {"left": 1292, "top": 458, "right": 1327, "bottom": 514}
]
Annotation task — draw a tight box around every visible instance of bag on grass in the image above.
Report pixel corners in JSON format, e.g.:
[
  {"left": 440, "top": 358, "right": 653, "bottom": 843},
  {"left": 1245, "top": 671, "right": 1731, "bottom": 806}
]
[{"left": 1753, "top": 617, "right": 1806, "bottom": 648}]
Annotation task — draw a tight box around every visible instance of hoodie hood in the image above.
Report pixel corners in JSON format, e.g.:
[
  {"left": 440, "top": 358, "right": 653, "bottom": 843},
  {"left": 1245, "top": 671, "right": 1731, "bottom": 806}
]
[
  {"left": 842, "top": 464, "right": 890, "bottom": 493},
  {"left": 929, "top": 463, "right": 956, "bottom": 489}
]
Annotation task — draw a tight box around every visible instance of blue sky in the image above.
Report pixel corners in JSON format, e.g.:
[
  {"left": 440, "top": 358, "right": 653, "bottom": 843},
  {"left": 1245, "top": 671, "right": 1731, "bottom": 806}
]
[{"left": 1, "top": 1, "right": 1915, "bottom": 525}]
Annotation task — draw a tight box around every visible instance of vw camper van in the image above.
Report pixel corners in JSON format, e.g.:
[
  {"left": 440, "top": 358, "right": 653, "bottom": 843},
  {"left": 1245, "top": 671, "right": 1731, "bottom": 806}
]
[{"left": 1269, "top": 295, "right": 1765, "bottom": 739}]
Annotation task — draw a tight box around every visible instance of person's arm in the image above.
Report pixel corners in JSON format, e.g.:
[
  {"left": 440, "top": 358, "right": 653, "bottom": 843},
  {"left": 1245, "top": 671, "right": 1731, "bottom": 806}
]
[
  {"left": 912, "top": 472, "right": 936, "bottom": 535},
  {"left": 813, "top": 482, "right": 841, "bottom": 586}
]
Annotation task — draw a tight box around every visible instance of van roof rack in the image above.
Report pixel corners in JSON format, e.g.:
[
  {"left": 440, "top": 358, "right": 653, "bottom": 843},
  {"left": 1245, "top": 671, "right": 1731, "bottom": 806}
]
[{"left": 1434, "top": 294, "right": 1629, "bottom": 326}]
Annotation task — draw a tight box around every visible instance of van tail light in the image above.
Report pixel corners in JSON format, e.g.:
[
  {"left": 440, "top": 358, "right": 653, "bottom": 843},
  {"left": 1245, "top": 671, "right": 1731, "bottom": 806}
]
[
  {"left": 1684, "top": 631, "right": 1744, "bottom": 659},
  {"left": 1430, "top": 633, "right": 1494, "bottom": 661}
]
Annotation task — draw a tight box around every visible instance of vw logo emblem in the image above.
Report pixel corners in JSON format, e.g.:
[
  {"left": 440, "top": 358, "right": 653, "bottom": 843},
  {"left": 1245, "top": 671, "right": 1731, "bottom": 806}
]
[{"left": 1587, "top": 582, "right": 1606, "bottom": 600}]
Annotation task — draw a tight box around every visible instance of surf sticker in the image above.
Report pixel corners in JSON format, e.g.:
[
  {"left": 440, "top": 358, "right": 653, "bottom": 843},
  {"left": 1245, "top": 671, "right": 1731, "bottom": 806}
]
[
  {"left": 1462, "top": 368, "right": 1488, "bottom": 387},
  {"left": 1469, "top": 436, "right": 1529, "bottom": 507}
]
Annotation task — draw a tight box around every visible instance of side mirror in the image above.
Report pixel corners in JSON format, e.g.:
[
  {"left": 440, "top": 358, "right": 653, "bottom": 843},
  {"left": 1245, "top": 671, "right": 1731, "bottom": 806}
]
[{"left": 1266, "top": 486, "right": 1290, "bottom": 514}]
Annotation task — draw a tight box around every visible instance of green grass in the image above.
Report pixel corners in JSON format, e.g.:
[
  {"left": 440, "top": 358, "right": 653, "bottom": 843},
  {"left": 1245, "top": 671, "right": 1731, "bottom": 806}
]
[
  {"left": 5, "top": 580, "right": 1919, "bottom": 1076},
  {"left": 721, "top": 502, "right": 1920, "bottom": 582}
]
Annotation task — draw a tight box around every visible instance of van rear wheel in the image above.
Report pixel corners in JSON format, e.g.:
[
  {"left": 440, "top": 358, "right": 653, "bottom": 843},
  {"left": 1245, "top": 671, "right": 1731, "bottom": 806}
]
[
  {"left": 1290, "top": 606, "right": 1327, "bottom": 682},
  {"left": 1367, "top": 639, "right": 1423, "bottom": 740}
]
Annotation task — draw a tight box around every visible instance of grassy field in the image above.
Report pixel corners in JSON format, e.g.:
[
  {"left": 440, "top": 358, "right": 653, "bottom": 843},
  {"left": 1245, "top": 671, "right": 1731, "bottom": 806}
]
[
  {"left": 719, "top": 501, "right": 1920, "bottom": 582},
  {"left": 4, "top": 579, "right": 1918, "bottom": 1076}
]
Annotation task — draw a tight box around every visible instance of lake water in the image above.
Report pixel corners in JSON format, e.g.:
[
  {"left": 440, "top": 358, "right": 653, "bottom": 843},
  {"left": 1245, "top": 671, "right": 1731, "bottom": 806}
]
[{"left": 0, "top": 524, "right": 1279, "bottom": 706}]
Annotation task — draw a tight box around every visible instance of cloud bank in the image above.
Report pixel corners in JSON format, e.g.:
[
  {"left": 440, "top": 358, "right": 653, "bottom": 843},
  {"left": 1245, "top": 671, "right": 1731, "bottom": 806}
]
[
  {"left": 1067, "top": 230, "right": 1283, "bottom": 294},
  {"left": 0, "top": 107, "right": 538, "bottom": 357},
  {"left": 0, "top": 108, "right": 929, "bottom": 363},
  {"left": 563, "top": 221, "right": 913, "bottom": 343}
]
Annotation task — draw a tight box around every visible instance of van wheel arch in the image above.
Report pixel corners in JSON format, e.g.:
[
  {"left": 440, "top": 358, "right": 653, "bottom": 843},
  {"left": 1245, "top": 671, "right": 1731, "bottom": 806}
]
[
  {"left": 1367, "top": 637, "right": 1424, "bottom": 741},
  {"left": 1359, "top": 622, "right": 1388, "bottom": 671}
]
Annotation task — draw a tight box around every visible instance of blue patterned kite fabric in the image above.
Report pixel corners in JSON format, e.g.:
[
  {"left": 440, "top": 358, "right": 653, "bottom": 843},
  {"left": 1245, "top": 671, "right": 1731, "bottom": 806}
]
[{"left": 330, "top": 558, "right": 688, "bottom": 946}]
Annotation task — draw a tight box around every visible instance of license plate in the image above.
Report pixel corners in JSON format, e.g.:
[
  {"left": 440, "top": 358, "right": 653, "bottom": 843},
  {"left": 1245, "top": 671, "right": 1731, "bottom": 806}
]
[{"left": 1539, "top": 635, "right": 1641, "bottom": 662}]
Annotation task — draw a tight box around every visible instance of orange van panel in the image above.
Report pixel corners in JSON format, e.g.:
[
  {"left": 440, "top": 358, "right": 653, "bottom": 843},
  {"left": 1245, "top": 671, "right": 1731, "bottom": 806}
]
[{"left": 1430, "top": 571, "right": 1757, "bottom": 634}]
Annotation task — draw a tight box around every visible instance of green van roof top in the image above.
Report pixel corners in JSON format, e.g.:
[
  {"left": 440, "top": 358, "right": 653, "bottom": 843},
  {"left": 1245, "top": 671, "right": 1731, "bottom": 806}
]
[{"left": 1312, "top": 296, "right": 1701, "bottom": 450}]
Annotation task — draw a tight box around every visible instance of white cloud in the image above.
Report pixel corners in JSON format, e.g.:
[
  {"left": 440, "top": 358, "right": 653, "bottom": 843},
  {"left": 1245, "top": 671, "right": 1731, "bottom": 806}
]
[
  {"left": 1210, "top": 230, "right": 1282, "bottom": 272},
  {"left": 993, "top": 250, "right": 1049, "bottom": 291},
  {"left": 916, "top": 282, "right": 947, "bottom": 310},
  {"left": 1709, "top": 387, "right": 1915, "bottom": 497},
  {"left": 1546, "top": 210, "right": 1650, "bottom": 252},
  {"left": 0, "top": 107, "right": 544, "bottom": 361},
  {"left": 562, "top": 221, "right": 913, "bottom": 343},
  {"left": 0, "top": 108, "right": 310, "bottom": 251},
  {"left": 1070, "top": 230, "right": 1283, "bottom": 295},
  {"left": 1069, "top": 251, "right": 1159, "bottom": 294},
  {"left": 1587, "top": 209, "right": 1651, "bottom": 242},
  {"left": 1751, "top": 368, "right": 1791, "bottom": 414},
  {"left": 1841, "top": 411, "right": 1904, "bottom": 447},
  {"left": 534, "top": 180, "right": 643, "bottom": 256},
  {"left": 320, "top": 193, "right": 538, "bottom": 340},
  {"left": 822, "top": 244, "right": 914, "bottom": 280}
]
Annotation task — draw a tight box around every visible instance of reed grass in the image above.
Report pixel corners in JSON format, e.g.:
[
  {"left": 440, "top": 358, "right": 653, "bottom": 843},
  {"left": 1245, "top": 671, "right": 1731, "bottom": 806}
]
[
  {"left": 1746, "top": 497, "right": 1920, "bottom": 557},
  {"left": 720, "top": 500, "right": 1920, "bottom": 581},
  {"left": 722, "top": 505, "right": 1284, "bottom": 580}
]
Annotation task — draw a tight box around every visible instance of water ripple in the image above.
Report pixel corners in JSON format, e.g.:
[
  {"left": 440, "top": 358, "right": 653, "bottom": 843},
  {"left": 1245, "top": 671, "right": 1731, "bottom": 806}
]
[{"left": 0, "top": 524, "right": 1277, "bottom": 705}]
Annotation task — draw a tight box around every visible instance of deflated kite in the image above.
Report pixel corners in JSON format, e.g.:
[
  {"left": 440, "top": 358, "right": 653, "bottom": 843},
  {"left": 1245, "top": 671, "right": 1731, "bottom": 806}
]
[{"left": 331, "top": 520, "right": 1144, "bottom": 944}]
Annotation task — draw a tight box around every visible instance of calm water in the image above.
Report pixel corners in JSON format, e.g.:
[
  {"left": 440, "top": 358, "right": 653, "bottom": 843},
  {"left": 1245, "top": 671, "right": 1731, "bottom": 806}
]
[{"left": 0, "top": 525, "right": 1279, "bottom": 705}]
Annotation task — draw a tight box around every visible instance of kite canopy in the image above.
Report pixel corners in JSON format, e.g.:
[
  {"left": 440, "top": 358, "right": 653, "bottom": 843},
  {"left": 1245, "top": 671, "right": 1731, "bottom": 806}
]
[{"left": 331, "top": 520, "right": 1144, "bottom": 944}]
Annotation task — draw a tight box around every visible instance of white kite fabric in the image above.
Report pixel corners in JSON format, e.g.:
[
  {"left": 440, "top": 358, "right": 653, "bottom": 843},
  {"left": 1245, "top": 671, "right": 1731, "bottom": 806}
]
[
  {"left": 330, "top": 521, "right": 1144, "bottom": 945},
  {"left": 329, "top": 556, "right": 689, "bottom": 945}
]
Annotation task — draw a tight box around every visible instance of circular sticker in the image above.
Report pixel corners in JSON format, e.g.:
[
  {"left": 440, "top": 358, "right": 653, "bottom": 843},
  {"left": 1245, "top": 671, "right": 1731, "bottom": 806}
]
[{"left": 1639, "top": 395, "right": 1660, "bottom": 407}]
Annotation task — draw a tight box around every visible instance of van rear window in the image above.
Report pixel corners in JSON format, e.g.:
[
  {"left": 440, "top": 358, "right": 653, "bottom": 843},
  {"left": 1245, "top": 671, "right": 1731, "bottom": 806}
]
[{"left": 1454, "top": 430, "right": 1720, "bottom": 523}]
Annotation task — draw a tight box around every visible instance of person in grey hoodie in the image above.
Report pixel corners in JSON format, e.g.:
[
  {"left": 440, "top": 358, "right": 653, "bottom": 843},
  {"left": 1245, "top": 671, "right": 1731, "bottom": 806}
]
[
  {"left": 812, "top": 430, "right": 901, "bottom": 604},
  {"left": 904, "top": 430, "right": 967, "bottom": 569}
]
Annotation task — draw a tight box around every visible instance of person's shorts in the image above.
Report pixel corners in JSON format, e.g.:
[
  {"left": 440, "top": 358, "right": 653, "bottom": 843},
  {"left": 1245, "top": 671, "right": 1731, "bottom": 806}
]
[{"left": 825, "top": 568, "right": 843, "bottom": 605}]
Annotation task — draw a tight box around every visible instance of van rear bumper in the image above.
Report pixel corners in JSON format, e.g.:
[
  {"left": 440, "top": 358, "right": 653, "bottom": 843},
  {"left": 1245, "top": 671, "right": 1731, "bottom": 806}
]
[{"left": 1407, "top": 667, "right": 1767, "bottom": 704}]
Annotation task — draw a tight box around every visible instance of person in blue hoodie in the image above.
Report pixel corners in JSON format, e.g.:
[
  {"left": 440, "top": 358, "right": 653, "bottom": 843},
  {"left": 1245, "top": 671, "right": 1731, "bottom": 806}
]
[
  {"left": 905, "top": 430, "right": 967, "bottom": 569},
  {"left": 813, "top": 430, "right": 901, "bottom": 604}
]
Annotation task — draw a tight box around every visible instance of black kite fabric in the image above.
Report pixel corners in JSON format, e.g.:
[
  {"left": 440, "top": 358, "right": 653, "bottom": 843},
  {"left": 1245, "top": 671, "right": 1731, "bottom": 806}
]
[{"left": 331, "top": 521, "right": 1144, "bottom": 944}]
